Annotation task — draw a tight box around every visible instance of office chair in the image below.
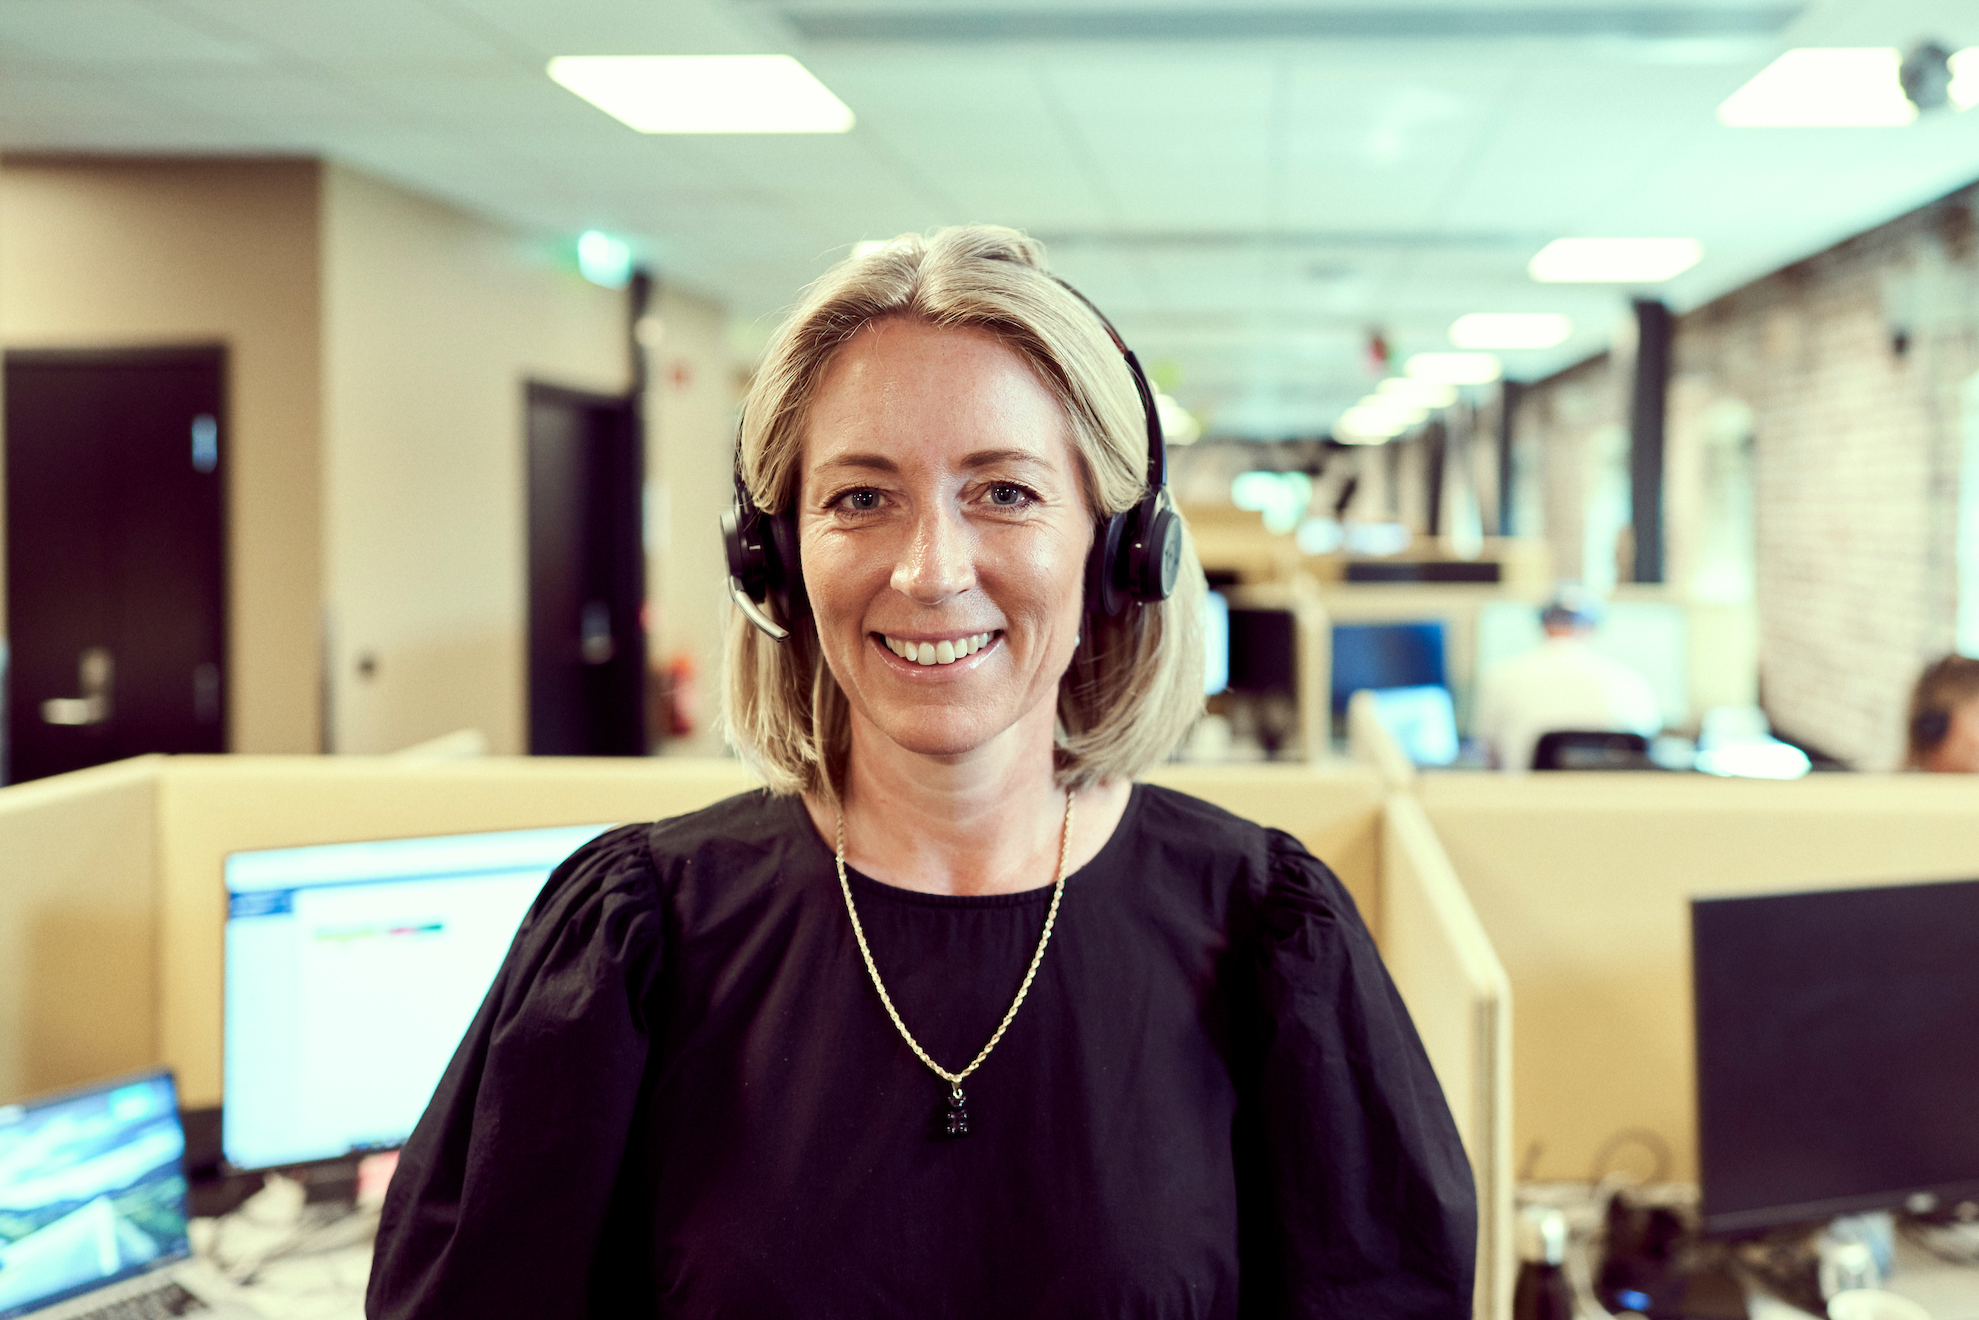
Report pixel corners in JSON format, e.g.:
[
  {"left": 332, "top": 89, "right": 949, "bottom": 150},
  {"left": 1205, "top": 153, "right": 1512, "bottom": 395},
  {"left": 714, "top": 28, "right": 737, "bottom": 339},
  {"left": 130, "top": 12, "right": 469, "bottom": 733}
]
[{"left": 1531, "top": 730, "right": 1655, "bottom": 771}]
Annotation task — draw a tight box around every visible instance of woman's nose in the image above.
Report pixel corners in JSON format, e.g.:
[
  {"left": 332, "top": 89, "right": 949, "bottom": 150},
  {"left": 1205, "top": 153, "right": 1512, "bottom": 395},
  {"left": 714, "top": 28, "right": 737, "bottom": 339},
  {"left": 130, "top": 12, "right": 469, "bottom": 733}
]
[{"left": 891, "top": 503, "right": 975, "bottom": 603}]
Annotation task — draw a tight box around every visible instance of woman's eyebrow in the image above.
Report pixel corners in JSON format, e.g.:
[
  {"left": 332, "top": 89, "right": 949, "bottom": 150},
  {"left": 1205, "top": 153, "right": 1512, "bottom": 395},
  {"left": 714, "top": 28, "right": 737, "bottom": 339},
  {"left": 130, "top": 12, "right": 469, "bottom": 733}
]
[
  {"left": 812, "top": 452, "right": 898, "bottom": 475},
  {"left": 959, "top": 449, "right": 1053, "bottom": 473}
]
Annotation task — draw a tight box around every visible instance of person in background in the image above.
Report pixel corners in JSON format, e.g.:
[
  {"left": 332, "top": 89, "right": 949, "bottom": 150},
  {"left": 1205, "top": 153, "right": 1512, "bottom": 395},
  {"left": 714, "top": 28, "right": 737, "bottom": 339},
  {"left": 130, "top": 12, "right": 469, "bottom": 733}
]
[
  {"left": 1474, "top": 589, "right": 1661, "bottom": 771},
  {"left": 1905, "top": 654, "right": 1979, "bottom": 772}
]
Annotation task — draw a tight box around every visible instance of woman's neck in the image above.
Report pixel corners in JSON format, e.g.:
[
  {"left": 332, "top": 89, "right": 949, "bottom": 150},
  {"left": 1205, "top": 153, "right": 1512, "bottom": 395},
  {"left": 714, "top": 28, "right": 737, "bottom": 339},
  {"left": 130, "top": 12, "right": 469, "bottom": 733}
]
[{"left": 803, "top": 712, "right": 1131, "bottom": 897}]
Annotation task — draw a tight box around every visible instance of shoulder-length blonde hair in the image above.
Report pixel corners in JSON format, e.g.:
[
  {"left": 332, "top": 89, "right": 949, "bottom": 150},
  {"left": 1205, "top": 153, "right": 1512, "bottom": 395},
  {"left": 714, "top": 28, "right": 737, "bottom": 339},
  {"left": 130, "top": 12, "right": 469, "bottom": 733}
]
[{"left": 722, "top": 224, "right": 1206, "bottom": 799}]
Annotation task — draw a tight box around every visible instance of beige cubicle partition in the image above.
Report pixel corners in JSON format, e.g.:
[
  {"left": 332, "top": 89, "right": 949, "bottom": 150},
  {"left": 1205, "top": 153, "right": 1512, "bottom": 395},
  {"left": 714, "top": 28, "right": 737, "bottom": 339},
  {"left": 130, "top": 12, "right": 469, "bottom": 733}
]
[
  {"left": 0, "top": 757, "right": 163, "bottom": 1103},
  {"left": 1418, "top": 771, "right": 1979, "bottom": 1188},
  {"left": 1382, "top": 793, "right": 1513, "bottom": 1320},
  {"left": 4, "top": 753, "right": 1513, "bottom": 1316}
]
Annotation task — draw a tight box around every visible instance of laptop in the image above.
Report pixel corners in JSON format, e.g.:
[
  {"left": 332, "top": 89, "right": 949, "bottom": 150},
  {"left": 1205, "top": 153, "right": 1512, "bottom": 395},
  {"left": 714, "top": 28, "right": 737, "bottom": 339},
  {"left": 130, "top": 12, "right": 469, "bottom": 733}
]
[{"left": 0, "top": 1070, "right": 258, "bottom": 1319}]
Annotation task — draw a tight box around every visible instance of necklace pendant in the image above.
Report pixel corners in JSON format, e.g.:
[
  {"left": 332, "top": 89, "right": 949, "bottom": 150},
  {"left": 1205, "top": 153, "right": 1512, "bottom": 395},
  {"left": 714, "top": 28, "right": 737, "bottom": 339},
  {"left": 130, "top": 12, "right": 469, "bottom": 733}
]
[{"left": 938, "top": 1087, "right": 969, "bottom": 1139}]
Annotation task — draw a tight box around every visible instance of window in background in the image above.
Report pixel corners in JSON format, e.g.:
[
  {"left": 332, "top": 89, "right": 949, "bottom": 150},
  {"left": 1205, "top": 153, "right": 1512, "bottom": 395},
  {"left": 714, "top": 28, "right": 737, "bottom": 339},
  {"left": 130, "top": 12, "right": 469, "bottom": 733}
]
[{"left": 1692, "top": 399, "right": 1756, "bottom": 605}]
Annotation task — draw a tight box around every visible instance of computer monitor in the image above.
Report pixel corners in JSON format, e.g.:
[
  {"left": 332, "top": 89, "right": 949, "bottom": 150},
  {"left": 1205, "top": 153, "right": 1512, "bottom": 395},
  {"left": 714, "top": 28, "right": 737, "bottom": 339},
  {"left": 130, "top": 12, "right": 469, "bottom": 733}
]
[
  {"left": 1226, "top": 607, "right": 1297, "bottom": 695},
  {"left": 0, "top": 1070, "right": 187, "bottom": 1318},
  {"left": 222, "top": 822, "right": 613, "bottom": 1172},
  {"left": 1330, "top": 620, "right": 1446, "bottom": 714},
  {"left": 1204, "top": 589, "right": 1230, "bottom": 697},
  {"left": 1365, "top": 685, "right": 1460, "bottom": 766},
  {"left": 1692, "top": 877, "right": 1979, "bottom": 1233}
]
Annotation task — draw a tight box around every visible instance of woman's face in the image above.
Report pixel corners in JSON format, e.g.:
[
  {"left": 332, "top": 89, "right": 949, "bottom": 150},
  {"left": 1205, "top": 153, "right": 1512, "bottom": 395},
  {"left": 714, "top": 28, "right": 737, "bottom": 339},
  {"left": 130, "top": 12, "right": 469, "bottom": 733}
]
[
  {"left": 796, "top": 318, "right": 1092, "bottom": 765},
  {"left": 1923, "top": 696, "right": 1979, "bottom": 773}
]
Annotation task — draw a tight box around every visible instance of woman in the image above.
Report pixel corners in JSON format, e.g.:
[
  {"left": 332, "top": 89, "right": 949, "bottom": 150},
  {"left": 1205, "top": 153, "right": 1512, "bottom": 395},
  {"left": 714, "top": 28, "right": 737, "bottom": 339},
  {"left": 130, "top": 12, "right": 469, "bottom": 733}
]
[{"left": 368, "top": 226, "right": 1474, "bottom": 1318}]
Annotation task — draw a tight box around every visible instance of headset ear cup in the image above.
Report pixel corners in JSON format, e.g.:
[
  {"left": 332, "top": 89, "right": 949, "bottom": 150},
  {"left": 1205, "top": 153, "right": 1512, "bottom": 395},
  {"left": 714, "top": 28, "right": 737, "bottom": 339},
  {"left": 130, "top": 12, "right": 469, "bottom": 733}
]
[
  {"left": 1129, "top": 503, "right": 1181, "bottom": 603},
  {"left": 1086, "top": 512, "right": 1130, "bottom": 620},
  {"left": 1915, "top": 708, "right": 1952, "bottom": 752},
  {"left": 765, "top": 511, "right": 805, "bottom": 625},
  {"left": 723, "top": 504, "right": 765, "bottom": 598}
]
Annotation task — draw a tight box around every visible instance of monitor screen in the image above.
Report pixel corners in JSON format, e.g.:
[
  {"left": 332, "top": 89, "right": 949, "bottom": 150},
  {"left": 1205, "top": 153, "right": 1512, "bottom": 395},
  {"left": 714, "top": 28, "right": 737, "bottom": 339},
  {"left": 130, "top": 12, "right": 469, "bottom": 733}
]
[
  {"left": 1330, "top": 620, "right": 1446, "bottom": 714},
  {"left": 1204, "top": 590, "right": 1229, "bottom": 697},
  {"left": 222, "top": 823, "right": 612, "bottom": 1171},
  {"left": 0, "top": 1071, "right": 187, "bottom": 1319},
  {"left": 1365, "top": 685, "right": 1459, "bottom": 766},
  {"left": 1227, "top": 607, "right": 1296, "bottom": 695},
  {"left": 1693, "top": 878, "right": 1979, "bottom": 1233}
]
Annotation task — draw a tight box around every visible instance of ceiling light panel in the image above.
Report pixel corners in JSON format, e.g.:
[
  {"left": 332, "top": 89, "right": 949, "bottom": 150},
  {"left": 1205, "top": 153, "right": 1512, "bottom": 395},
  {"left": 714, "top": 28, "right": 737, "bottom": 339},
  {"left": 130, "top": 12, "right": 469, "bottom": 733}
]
[
  {"left": 1952, "top": 49, "right": 1979, "bottom": 111},
  {"left": 1449, "top": 312, "right": 1572, "bottom": 349},
  {"left": 547, "top": 56, "right": 855, "bottom": 134},
  {"left": 1377, "top": 378, "right": 1458, "bottom": 409},
  {"left": 1529, "top": 238, "right": 1702, "bottom": 283},
  {"left": 1405, "top": 352, "right": 1501, "bottom": 385},
  {"left": 1717, "top": 49, "right": 1916, "bottom": 127}
]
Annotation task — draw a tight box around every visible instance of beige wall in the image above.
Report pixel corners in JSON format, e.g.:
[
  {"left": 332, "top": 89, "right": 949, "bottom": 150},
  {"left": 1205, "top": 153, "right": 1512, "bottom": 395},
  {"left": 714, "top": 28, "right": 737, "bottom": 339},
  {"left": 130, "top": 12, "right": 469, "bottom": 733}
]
[
  {"left": 320, "top": 165, "right": 630, "bottom": 755},
  {"left": 0, "top": 156, "right": 324, "bottom": 755},
  {"left": 645, "top": 282, "right": 741, "bottom": 754},
  {"left": 1421, "top": 770, "right": 1979, "bottom": 1184}
]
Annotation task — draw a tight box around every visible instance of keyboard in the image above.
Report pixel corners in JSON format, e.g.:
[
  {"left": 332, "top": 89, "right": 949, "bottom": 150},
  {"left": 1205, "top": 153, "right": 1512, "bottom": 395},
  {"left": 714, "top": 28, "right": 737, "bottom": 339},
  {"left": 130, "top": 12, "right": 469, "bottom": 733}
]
[{"left": 67, "top": 1280, "right": 208, "bottom": 1320}]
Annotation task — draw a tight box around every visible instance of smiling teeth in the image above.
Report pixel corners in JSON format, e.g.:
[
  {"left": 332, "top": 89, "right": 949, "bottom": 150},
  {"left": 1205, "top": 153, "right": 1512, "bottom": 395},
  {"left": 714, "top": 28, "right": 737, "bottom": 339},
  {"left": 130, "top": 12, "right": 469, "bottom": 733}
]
[{"left": 883, "top": 632, "right": 993, "bottom": 665}]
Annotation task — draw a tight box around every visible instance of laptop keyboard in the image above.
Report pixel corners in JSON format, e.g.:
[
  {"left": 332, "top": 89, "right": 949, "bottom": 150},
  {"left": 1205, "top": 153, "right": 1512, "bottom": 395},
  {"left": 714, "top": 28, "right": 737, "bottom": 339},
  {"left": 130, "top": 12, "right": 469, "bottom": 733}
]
[{"left": 69, "top": 1280, "right": 208, "bottom": 1319}]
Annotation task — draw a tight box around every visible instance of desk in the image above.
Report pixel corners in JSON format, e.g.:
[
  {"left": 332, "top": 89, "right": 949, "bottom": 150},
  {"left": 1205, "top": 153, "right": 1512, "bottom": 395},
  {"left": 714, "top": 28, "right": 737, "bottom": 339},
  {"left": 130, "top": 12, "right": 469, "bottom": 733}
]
[
  {"left": 1522, "top": 1184, "right": 1979, "bottom": 1320},
  {"left": 1745, "top": 1239, "right": 1979, "bottom": 1320}
]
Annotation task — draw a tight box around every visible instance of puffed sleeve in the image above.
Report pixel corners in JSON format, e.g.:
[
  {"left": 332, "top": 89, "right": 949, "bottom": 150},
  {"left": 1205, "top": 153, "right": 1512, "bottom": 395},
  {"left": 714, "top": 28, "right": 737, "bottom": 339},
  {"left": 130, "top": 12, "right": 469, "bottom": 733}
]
[
  {"left": 1241, "top": 831, "right": 1476, "bottom": 1319},
  {"left": 366, "top": 826, "right": 664, "bottom": 1320}
]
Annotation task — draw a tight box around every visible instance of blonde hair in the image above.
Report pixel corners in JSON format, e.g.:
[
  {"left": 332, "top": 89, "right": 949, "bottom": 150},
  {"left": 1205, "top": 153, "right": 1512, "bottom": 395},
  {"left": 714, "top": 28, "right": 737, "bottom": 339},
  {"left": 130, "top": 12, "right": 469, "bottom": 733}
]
[{"left": 722, "top": 224, "right": 1206, "bottom": 799}]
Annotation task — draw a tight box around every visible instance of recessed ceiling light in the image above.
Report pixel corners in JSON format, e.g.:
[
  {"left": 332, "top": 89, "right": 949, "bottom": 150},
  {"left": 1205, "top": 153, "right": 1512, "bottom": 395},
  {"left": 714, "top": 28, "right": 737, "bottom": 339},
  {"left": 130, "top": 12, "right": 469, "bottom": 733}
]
[
  {"left": 1376, "top": 378, "right": 1458, "bottom": 409},
  {"left": 1449, "top": 313, "right": 1572, "bottom": 350},
  {"left": 1717, "top": 48, "right": 1916, "bottom": 127},
  {"left": 1336, "top": 407, "right": 1410, "bottom": 440},
  {"left": 1404, "top": 352, "right": 1501, "bottom": 385},
  {"left": 547, "top": 55, "right": 855, "bottom": 133},
  {"left": 1952, "top": 49, "right": 1979, "bottom": 110},
  {"left": 1528, "top": 238, "right": 1702, "bottom": 283},
  {"left": 1354, "top": 396, "right": 1429, "bottom": 424}
]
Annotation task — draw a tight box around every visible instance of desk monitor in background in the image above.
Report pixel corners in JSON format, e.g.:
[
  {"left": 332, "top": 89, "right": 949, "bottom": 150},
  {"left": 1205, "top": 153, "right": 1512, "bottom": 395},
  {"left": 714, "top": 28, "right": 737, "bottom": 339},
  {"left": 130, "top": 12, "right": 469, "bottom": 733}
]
[
  {"left": 222, "top": 822, "right": 614, "bottom": 1172},
  {"left": 1365, "top": 685, "right": 1460, "bottom": 766},
  {"left": 1692, "top": 878, "right": 1979, "bottom": 1234},
  {"left": 1204, "top": 589, "right": 1230, "bottom": 697},
  {"left": 1226, "top": 606, "right": 1296, "bottom": 695},
  {"left": 1330, "top": 620, "right": 1446, "bottom": 715}
]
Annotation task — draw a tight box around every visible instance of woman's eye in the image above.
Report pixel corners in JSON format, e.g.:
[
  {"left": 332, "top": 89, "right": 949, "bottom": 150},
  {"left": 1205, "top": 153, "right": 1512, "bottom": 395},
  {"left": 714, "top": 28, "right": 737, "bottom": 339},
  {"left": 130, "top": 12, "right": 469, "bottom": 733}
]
[
  {"left": 987, "top": 484, "right": 1032, "bottom": 508},
  {"left": 838, "top": 489, "right": 882, "bottom": 513}
]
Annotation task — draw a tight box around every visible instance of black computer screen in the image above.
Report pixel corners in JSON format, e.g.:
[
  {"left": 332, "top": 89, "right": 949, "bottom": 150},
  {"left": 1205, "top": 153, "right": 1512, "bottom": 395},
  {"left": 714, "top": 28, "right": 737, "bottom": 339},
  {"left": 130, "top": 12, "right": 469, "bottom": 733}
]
[{"left": 1692, "top": 878, "right": 1979, "bottom": 1233}]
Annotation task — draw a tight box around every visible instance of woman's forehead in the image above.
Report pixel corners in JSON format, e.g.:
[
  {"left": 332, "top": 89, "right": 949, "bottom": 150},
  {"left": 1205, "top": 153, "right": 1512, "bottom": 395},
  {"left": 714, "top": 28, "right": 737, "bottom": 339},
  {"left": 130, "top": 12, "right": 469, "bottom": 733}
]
[{"left": 802, "top": 319, "right": 1072, "bottom": 472}]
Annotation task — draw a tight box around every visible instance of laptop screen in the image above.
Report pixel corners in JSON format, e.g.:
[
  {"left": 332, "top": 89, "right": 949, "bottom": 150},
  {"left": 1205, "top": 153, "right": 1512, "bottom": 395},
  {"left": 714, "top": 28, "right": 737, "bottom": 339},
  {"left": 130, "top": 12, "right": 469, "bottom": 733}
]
[
  {"left": 0, "top": 1071, "right": 188, "bottom": 1319},
  {"left": 222, "top": 823, "right": 613, "bottom": 1172}
]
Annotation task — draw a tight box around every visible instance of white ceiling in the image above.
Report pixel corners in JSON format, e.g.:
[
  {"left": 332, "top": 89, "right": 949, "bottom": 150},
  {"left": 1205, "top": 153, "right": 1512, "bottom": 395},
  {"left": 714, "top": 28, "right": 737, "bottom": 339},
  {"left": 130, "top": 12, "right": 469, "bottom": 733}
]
[{"left": 4, "top": 0, "right": 1979, "bottom": 438}]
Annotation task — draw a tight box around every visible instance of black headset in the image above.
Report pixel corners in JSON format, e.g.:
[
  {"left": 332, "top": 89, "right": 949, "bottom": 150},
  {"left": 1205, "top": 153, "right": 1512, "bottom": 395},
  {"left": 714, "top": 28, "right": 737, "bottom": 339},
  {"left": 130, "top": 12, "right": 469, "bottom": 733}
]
[{"left": 721, "top": 278, "right": 1182, "bottom": 643}]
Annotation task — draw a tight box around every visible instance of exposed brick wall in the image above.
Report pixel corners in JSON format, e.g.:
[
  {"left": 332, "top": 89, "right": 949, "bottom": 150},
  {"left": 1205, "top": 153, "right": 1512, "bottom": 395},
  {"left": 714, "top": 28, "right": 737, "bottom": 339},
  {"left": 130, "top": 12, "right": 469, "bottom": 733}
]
[{"left": 1520, "top": 183, "right": 1979, "bottom": 769}]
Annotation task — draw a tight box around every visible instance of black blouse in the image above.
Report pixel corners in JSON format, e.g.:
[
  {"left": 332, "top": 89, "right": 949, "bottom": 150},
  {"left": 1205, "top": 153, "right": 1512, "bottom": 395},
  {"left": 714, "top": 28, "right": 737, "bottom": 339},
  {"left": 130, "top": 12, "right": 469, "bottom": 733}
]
[{"left": 367, "top": 785, "right": 1475, "bottom": 1319}]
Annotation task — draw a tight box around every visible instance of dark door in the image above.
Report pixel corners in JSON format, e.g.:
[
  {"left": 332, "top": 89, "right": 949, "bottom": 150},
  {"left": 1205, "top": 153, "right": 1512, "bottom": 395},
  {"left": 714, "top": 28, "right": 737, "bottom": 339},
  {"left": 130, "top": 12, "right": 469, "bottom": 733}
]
[
  {"left": 4, "top": 347, "right": 228, "bottom": 784},
  {"left": 526, "top": 382, "right": 646, "bottom": 755}
]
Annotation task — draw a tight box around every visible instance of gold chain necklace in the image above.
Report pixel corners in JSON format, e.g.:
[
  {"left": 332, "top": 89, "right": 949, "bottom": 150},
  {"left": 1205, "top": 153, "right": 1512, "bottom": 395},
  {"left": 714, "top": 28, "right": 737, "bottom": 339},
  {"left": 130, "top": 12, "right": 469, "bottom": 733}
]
[{"left": 834, "top": 790, "right": 1075, "bottom": 1138}]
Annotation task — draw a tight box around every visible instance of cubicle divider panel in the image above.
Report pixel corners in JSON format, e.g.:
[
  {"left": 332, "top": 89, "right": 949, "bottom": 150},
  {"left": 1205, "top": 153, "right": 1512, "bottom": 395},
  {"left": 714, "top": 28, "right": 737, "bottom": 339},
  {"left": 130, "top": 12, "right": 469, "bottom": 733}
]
[
  {"left": 156, "top": 755, "right": 765, "bottom": 1106},
  {"left": 1143, "top": 763, "right": 1384, "bottom": 939},
  {"left": 1382, "top": 794, "right": 1513, "bottom": 1320},
  {"left": 1419, "top": 771, "right": 1979, "bottom": 1185},
  {"left": 0, "top": 755, "right": 163, "bottom": 1104}
]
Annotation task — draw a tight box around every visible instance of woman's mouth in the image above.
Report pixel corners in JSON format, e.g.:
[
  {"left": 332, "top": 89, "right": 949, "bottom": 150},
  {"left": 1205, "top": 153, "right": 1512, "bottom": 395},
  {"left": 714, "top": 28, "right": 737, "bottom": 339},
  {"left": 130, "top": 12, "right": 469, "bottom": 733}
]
[{"left": 876, "top": 632, "right": 997, "bottom": 666}]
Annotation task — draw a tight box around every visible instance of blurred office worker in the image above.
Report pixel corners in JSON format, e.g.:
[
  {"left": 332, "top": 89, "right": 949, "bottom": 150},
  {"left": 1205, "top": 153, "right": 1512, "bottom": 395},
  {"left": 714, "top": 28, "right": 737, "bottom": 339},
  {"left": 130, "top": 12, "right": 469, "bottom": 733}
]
[
  {"left": 1906, "top": 655, "right": 1979, "bottom": 773},
  {"left": 1474, "top": 591, "right": 1661, "bottom": 772},
  {"left": 367, "top": 227, "right": 1475, "bottom": 1319}
]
